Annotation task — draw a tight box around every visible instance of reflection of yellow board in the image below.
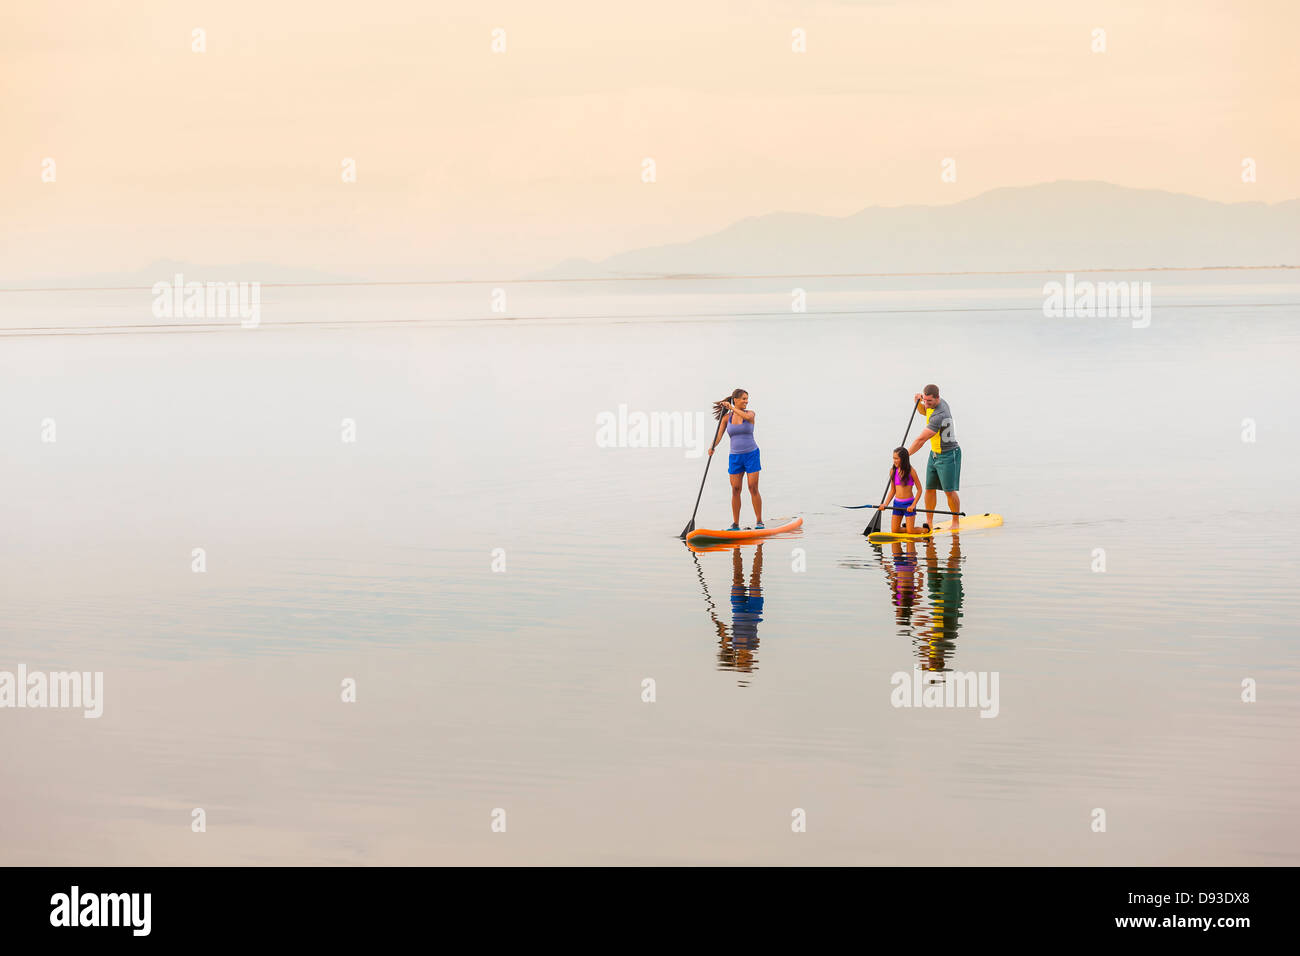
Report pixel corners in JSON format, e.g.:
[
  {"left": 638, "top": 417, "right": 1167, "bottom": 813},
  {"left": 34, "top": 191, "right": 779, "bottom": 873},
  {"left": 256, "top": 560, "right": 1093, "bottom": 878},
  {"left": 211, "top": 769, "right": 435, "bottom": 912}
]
[
  {"left": 868, "top": 527, "right": 933, "bottom": 543},
  {"left": 868, "top": 512, "right": 1002, "bottom": 543}
]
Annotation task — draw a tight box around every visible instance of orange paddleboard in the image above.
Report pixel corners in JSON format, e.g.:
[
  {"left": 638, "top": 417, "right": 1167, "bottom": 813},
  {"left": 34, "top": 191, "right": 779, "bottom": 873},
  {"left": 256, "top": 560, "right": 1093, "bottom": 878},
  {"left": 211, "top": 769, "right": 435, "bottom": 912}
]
[{"left": 686, "top": 516, "right": 803, "bottom": 544}]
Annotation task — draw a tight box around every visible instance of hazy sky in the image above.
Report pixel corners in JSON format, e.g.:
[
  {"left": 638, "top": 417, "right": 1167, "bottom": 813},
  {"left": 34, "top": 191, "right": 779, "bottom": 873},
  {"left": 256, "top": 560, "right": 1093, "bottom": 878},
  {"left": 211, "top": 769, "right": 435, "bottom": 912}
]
[{"left": 3, "top": 0, "right": 1296, "bottom": 279}]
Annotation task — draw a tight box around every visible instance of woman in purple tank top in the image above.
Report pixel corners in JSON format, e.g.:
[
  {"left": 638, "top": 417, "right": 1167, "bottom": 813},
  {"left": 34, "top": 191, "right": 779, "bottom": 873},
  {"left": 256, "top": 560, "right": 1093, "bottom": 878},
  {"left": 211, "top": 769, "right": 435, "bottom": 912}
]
[{"left": 707, "top": 388, "right": 763, "bottom": 531}]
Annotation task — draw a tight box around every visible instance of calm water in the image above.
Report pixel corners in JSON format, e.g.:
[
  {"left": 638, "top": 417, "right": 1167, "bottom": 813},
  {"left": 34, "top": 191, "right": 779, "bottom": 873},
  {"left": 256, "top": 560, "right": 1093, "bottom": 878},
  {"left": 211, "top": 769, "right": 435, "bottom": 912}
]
[{"left": 2, "top": 270, "right": 1298, "bottom": 864}]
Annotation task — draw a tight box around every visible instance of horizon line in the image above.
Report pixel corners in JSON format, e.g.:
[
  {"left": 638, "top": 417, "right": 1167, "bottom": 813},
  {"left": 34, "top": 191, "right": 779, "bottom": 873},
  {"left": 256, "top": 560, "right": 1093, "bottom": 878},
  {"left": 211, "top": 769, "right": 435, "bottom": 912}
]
[{"left": 3, "top": 263, "right": 1297, "bottom": 295}]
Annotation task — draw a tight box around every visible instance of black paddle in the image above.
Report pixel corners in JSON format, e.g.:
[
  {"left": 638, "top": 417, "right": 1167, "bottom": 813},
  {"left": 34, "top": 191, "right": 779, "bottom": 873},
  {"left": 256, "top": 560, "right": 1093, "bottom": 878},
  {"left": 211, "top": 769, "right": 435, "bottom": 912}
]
[
  {"left": 864, "top": 400, "right": 922, "bottom": 536},
  {"left": 858, "top": 506, "right": 965, "bottom": 516},
  {"left": 680, "top": 415, "right": 727, "bottom": 538}
]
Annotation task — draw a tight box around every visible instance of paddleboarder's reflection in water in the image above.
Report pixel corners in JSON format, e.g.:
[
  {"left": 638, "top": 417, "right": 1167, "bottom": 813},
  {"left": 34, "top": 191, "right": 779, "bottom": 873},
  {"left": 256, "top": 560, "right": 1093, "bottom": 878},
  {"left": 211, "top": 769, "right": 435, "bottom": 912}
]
[
  {"left": 883, "top": 540, "right": 923, "bottom": 626},
  {"left": 871, "top": 536, "right": 965, "bottom": 675},
  {"left": 918, "top": 536, "right": 964, "bottom": 673},
  {"left": 687, "top": 541, "right": 765, "bottom": 685}
]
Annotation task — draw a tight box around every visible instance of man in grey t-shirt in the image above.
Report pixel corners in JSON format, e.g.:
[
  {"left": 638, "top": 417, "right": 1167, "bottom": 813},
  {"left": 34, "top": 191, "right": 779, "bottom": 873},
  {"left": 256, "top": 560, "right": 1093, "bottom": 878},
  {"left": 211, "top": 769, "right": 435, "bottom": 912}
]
[{"left": 907, "top": 384, "right": 962, "bottom": 529}]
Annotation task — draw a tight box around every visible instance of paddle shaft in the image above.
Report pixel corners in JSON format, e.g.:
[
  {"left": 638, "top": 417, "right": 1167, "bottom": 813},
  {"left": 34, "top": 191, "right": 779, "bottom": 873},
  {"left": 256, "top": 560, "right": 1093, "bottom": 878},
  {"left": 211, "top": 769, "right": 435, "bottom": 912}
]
[
  {"left": 865, "top": 400, "right": 923, "bottom": 535},
  {"left": 680, "top": 415, "right": 726, "bottom": 538}
]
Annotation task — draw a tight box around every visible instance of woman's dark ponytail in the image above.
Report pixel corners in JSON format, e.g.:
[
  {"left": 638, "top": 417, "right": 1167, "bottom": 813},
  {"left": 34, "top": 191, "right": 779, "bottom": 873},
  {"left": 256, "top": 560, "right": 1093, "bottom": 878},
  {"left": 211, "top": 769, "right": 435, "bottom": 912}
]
[{"left": 713, "top": 388, "right": 748, "bottom": 421}]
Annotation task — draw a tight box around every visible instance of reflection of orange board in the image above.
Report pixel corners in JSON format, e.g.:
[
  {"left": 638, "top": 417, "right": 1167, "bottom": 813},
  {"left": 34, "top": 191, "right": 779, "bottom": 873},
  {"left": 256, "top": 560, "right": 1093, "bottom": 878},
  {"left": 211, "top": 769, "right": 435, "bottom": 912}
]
[
  {"left": 686, "top": 516, "right": 803, "bottom": 545},
  {"left": 868, "top": 512, "right": 1002, "bottom": 543},
  {"left": 685, "top": 540, "right": 749, "bottom": 554}
]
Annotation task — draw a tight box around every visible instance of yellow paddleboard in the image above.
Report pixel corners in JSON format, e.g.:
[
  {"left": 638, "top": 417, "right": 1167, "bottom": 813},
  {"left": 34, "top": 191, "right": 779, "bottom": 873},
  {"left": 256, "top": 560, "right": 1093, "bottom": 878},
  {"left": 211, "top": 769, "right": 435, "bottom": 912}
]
[{"left": 868, "top": 512, "right": 1002, "bottom": 543}]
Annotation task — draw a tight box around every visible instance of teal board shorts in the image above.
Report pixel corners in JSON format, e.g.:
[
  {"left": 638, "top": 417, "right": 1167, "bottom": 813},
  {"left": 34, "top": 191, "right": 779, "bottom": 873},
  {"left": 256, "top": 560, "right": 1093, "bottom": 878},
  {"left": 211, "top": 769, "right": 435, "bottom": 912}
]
[{"left": 926, "top": 447, "right": 961, "bottom": 492}]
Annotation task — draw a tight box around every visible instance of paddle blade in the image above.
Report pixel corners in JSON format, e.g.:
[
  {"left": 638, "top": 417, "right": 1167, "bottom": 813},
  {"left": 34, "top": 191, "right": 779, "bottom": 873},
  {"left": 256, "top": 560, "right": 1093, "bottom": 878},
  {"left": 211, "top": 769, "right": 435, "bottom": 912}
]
[
  {"left": 863, "top": 509, "right": 882, "bottom": 536},
  {"left": 679, "top": 518, "right": 695, "bottom": 539}
]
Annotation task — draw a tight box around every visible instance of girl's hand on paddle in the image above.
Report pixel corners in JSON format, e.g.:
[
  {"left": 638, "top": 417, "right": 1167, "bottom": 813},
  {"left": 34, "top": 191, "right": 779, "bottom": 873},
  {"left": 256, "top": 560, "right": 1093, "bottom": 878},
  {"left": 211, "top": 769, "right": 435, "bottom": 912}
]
[{"left": 707, "top": 446, "right": 714, "bottom": 456}]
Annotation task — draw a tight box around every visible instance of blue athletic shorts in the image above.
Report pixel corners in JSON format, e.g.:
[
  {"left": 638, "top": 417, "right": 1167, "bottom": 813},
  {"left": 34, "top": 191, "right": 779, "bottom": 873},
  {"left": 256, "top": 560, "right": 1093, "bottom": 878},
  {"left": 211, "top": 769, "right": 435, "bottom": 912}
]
[{"left": 728, "top": 448, "right": 761, "bottom": 475}]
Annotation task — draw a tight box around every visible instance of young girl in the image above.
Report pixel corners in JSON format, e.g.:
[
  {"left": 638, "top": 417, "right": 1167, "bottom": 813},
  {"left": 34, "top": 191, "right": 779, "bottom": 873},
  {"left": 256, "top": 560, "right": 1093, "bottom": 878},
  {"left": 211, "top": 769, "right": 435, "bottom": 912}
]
[
  {"left": 707, "top": 388, "right": 763, "bottom": 530},
  {"left": 880, "top": 446, "right": 924, "bottom": 534}
]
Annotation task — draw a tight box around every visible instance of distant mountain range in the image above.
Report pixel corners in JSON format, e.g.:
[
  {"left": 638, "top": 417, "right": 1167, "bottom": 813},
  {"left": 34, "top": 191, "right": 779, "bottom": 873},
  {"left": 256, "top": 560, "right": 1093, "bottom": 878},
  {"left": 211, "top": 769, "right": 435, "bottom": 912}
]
[
  {"left": 5, "top": 183, "right": 1295, "bottom": 289},
  {"left": 538, "top": 181, "right": 1300, "bottom": 278}
]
